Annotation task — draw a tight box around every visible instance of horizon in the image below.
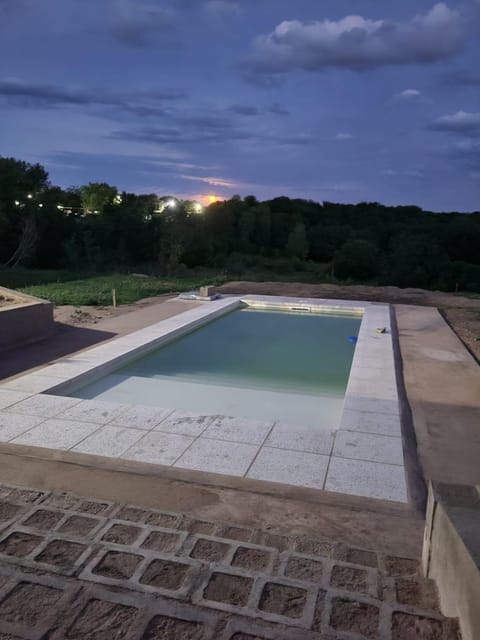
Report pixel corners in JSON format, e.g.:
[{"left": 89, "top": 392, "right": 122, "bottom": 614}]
[{"left": 1, "top": 1, "right": 479, "bottom": 212}]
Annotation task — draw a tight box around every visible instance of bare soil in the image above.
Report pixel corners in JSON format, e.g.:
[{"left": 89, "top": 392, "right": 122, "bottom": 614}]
[{"left": 0, "top": 294, "right": 20, "bottom": 307}]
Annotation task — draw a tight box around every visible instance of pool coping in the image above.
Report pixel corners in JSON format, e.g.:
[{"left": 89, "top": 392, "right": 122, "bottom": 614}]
[{"left": 0, "top": 295, "right": 406, "bottom": 504}]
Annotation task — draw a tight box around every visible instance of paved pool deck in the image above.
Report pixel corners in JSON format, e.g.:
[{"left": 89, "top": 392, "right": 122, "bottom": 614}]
[
  {"left": 0, "top": 295, "right": 478, "bottom": 513},
  {"left": 0, "top": 296, "right": 408, "bottom": 503}
]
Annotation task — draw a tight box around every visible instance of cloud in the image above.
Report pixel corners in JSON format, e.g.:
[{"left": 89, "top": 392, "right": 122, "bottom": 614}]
[
  {"left": 382, "top": 168, "right": 424, "bottom": 178},
  {"left": 204, "top": 1, "right": 241, "bottom": 17},
  {"left": 229, "top": 104, "right": 260, "bottom": 116},
  {"left": 439, "top": 70, "right": 480, "bottom": 87},
  {"left": 431, "top": 111, "right": 480, "bottom": 133},
  {"left": 245, "top": 3, "right": 464, "bottom": 77},
  {"left": 110, "top": 1, "right": 175, "bottom": 47},
  {"left": 267, "top": 103, "right": 290, "bottom": 116},
  {"left": 0, "top": 78, "right": 185, "bottom": 114},
  {"left": 180, "top": 174, "right": 241, "bottom": 188},
  {"left": 335, "top": 132, "right": 353, "bottom": 140},
  {"left": 397, "top": 89, "right": 421, "bottom": 99}
]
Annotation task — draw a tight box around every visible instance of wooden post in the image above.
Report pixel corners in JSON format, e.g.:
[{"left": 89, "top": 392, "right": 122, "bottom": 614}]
[{"left": 112, "top": 288, "right": 117, "bottom": 308}]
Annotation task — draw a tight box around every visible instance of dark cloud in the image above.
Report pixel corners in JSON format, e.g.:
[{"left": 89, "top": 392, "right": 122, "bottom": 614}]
[
  {"left": 204, "top": 1, "right": 241, "bottom": 18},
  {"left": 431, "top": 111, "right": 480, "bottom": 134},
  {"left": 229, "top": 104, "right": 260, "bottom": 116},
  {"left": 110, "top": 124, "right": 251, "bottom": 145},
  {"left": 439, "top": 69, "right": 480, "bottom": 87},
  {"left": 267, "top": 103, "right": 290, "bottom": 116},
  {"left": 245, "top": 3, "right": 464, "bottom": 77},
  {"left": 0, "top": 79, "right": 185, "bottom": 113},
  {"left": 110, "top": 1, "right": 175, "bottom": 47}
]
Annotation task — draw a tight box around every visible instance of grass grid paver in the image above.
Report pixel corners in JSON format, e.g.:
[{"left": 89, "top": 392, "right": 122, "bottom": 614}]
[{"left": 0, "top": 483, "right": 463, "bottom": 640}]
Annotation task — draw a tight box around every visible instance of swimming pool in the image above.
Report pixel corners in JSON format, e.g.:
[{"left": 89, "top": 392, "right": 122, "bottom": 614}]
[
  {"left": 0, "top": 295, "right": 406, "bottom": 502},
  {"left": 66, "top": 307, "right": 361, "bottom": 428}
]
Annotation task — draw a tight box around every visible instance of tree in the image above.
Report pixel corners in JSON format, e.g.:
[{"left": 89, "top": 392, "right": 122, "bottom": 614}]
[
  {"left": 0, "top": 157, "right": 49, "bottom": 205},
  {"left": 333, "top": 239, "right": 379, "bottom": 280},
  {"left": 286, "top": 222, "right": 308, "bottom": 259},
  {"left": 80, "top": 182, "right": 118, "bottom": 214}
]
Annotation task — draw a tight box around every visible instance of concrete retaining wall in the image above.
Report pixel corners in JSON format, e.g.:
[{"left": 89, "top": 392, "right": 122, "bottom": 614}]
[
  {"left": 422, "top": 481, "right": 480, "bottom": 640},
  {"left": 0, "top": 286, "right": 54, "bottom": 351}
]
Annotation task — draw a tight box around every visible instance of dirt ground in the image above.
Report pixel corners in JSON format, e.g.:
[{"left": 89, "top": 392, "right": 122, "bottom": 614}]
[
  {"left": 53, "top": 282, "right": 480, "bottom": 361},
  {"left": 53, "top": 294, "right": 174, "bottom": 326},
  {"left": 0, "top": 294, "right": 20, "bottom": 308}
]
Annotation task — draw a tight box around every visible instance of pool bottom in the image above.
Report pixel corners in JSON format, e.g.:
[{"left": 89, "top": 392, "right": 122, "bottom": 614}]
[{"left": 68, "top": 373, "right": 344, "bottom": 429}]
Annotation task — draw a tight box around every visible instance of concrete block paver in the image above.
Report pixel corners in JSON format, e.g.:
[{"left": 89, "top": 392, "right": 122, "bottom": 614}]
[{"left": 0, "top": 483, "right": 462, "bottom": 639}]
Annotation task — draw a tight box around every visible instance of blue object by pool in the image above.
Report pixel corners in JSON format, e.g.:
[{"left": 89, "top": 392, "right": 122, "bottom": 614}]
[{"left": 348, "top": 336, "right": 358, "bottom": 343}]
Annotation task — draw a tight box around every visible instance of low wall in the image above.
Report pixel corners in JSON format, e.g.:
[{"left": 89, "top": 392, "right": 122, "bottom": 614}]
[
  {"left": 422, "top": 481, "right": 480, "bottom": 640},
  {"left": 0, "top": 286, "right": 54, "bottom": 351}
]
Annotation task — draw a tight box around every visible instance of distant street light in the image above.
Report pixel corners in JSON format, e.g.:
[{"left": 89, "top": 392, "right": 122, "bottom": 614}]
[
  {"left": 14, "top": 200, "right": 20, "bottom": 206},
  {"left": 27, "top": 194, "right": 33, "bottom": 199}
]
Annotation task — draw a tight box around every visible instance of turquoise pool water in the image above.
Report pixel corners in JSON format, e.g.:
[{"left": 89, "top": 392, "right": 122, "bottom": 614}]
[{"left": 69, "top": 308, "right": 361, "bottom": 427}]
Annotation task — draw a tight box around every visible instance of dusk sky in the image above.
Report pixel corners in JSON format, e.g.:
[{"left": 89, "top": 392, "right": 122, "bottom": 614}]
[{"left": 0, "top": 0, "right": 479, "bottom": 211}]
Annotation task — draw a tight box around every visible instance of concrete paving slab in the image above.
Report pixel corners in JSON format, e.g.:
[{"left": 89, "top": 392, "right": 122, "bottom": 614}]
[
  {"left": 265, "top": 423, "right": 335, "bottom": 455},
  {"left": 202, "top": 416, "right": 274, "bottom": 445},
  {"left": 72, "top": 425, "right": 144, "bottom": 457},
  {"left": 124, "top": 431, "right": 194, "bottom": 465},
  {"left": 154, "top": 411, "right": 216, "bottom": 437},
  {"left": 110, "top": 405, "right": 174, "bottom": 431},
  {"left": 339, "top": 409, "right": 402, "bottom": 437},
  {"left": 325, "top": 457, "right": 407, "bottom": 502},
  {"left": 5, "top": 394, "right": 81, "bottom": 418},
  {"left": 174, "top": 438, "right": 258, "bottom": 476},
  {"left": 11, "top": 418, "right": 100, "bottom": 450},
  {"left": 333, "top": 431, "right": 404, "bottom": 465},
  {"left": 0, "top": 389, "right": 32, "bottom": 410},
  {"left": 246, "top": 447, "right": 330, "bottom": 489},
  {"left": 0, "top": 413, "right": 46, "bottom": 441},
  {"left": 57, "top": 399, "right": 128, "bottom": 425}
]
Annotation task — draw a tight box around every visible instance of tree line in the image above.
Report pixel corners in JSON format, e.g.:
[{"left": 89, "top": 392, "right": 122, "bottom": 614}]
[{"left": 1, "top": 156, "right": 479, "bottom": 292}]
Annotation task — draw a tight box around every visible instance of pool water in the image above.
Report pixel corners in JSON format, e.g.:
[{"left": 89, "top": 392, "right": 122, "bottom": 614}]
[{"left": 69, "top": 308, "right": 361, "bottom": 428}]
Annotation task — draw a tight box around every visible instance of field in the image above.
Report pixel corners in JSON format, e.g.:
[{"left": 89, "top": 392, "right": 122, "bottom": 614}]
[{"left": 0, "top": 269, "right": 227, "bottom": 306}]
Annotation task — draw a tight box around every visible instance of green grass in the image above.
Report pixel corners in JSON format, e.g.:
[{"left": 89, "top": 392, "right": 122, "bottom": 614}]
[{"left": 0, "top": 270, "right": 227, "bottom": 306}]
